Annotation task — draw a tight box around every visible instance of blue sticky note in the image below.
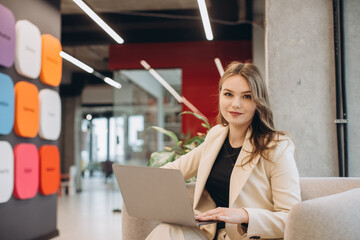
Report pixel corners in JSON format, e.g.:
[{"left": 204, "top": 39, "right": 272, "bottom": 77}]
[{"left": 0, "top": 72, "right": 14, "bottom": 135}]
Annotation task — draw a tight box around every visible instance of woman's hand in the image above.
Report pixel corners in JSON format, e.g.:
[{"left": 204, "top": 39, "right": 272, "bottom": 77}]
[{"left": 195, "top": 207, "right": 249, "bottom": 224}]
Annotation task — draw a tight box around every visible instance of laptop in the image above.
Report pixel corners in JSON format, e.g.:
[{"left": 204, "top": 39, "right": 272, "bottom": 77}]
[{"left": 112, "top": 164, "right": 217, "bottom": 227}]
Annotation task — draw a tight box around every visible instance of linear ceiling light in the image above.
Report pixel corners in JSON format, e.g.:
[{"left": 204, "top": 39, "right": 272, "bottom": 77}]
[
  {"left": 73, "top": 0, "right": 124, "bottom": 44},
  {"left": 104, "top": 77, "right": 122, "bottom": 89},
  {"left": 181, "top": 96, "right": 206, "bottom": 118},
  {"left": 60, "top": 51, "right": 94, "bottom": 73},
  {"left": 214, "top": 58, "right": 224, "bottom": 77},
  {"left": 196, "top": 0, "right": 213, "bottom": 41},
  {"left": 140, "top": 60, "right": 207, "bottom": 120},
  {"left": 60, "top": 51, "right": 121, "bottom": 89},
  {"left": 140, "top": 60, "right": 183, "bottom": 103}
]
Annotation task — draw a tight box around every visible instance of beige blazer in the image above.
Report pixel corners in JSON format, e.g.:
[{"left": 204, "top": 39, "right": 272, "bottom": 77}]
[{"left": 164, "top": 124, "right": 301, "bottom": 240}]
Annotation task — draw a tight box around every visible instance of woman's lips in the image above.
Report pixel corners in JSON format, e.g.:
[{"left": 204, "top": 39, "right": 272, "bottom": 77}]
[{"left": 229, "top": 111, "right": 243, "bottom": 116}]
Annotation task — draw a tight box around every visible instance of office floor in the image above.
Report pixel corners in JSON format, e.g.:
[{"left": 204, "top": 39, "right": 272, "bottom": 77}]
[{"left": 55, "top": 175, "right": 123, "bottom": 240}]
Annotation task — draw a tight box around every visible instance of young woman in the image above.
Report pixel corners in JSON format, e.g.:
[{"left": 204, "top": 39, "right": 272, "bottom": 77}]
[{"left": 146, "top": 62, "right": 301, "bottom": 240}]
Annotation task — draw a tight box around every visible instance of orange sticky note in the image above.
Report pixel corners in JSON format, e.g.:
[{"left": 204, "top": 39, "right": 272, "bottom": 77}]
[
  {"left": 14, "top": 81, "right": 39, "bottom": 138},
  {"left": 39, "top": 145, "right": 60, "bottom": 195},
  {"left": 40, "top": 34, "right": 62, "bottom": 86}
]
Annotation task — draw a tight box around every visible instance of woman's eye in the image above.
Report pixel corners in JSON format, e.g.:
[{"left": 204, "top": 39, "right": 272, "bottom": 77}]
[
  {"left": 243, "top": 94, "right": 252, "bottom": 99},
  {"left": 224, "top": 92, "right": 232, "bottom": 96}
]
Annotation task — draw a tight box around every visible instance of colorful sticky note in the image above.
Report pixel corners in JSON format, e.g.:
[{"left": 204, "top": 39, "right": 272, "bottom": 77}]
[
  {"left": 39, "top": 145, "right": 60, "bottom": 195},
  {"left": 39, "top": 89, "right": 61, "bottom": 140},
  {"left": 0, "top": 141, "right": 14, "bottom": 203},
  {"left": 0, "top": 4, "right": 16, "bottom": 67},
  {"left": 14, "top": 81, "right": 39, "bottom": 138},
  {"left": 14, "top": 20, "right": 42, "bottom": 79},
  {"left": 0, "top": 73, "right": 14, "bottom": 135},
  {"left": 13, "top": 143, "right": 39, "bottom": 200},
  {"left": 40, "top": 34, "right": 62, "bottom": 86}
]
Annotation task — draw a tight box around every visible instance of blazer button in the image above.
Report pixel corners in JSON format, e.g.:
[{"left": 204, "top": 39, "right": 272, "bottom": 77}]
[{"left": 249, "top": 236, "right": 260, "bottom": 239}]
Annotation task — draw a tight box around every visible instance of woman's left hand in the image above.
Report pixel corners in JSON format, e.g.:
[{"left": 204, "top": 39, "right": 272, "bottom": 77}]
[{"left": 195, "top": 207, "right": 249, "bottom": 224}]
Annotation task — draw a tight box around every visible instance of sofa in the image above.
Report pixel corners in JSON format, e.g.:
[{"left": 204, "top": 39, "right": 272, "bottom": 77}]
[{"left": 121, "top": 177, "right": 360, "bottom": 240}]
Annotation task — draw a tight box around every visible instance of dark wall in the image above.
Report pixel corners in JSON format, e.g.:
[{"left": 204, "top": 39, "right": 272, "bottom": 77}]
[{"left": 0, "top": 0, "right": 61, "bottom": 239}]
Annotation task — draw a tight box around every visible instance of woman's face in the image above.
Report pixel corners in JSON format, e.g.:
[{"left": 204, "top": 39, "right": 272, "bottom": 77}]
[{"left": 219, "top": 75, "right": 257, "bottom": 129}]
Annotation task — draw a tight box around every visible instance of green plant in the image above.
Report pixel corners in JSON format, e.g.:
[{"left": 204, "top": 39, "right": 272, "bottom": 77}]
[{"left": 147, "top": 111, "right": 211, "bottom": 168}]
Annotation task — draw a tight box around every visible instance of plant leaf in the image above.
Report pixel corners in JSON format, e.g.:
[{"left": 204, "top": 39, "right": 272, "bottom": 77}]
[
  {"left": 180, "top": 111, "right": 211, "bottom": 130},
  {"left": 201, "top": 123, "right": 209, "bottom": 129},
  {"left": 186, "top": 176, "right": 197, "bottom": 183},
  {"left": 164, "top": 146, "right": 173, "bottom": 151},
  {"left": 185, "top": 137, "right": 198, "bottom": 145},
  {"left": 148, "top": 151, "right": 176, "bottom": 168},
  {"left": 149, "top": 126, "right": 179, "bottom": 143},
  {"left": 184, "top": 144, "right": 195, "bottom": 151}
]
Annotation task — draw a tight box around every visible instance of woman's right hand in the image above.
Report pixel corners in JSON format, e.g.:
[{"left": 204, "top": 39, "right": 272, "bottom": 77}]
[{"left": 195, "top": 207, "right": 249, "bottom": 224}]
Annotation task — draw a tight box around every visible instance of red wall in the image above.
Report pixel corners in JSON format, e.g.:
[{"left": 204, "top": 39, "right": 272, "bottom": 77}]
[{"left": 109, "top": 40, "right": 252, "bottom": 135}]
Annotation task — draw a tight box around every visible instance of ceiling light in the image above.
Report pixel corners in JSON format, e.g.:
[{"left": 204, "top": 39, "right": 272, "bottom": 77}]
[
  {"left": 196, "top": 0, "right": 213, "bottom": 41},
  {"left": 181, "top": 97, "right": 204, "bottom": 116},
  {"left": 60, "top": 51, "right": 94, "bottom": 73},
  {"left": 60, "top": 51, "right": 121, "bottom": 89},
  {"left": 140, "top": 60, "right": 183, "bottom": 103},
  {"left": 104, "top": 77, "right": 121, "bottom": 89},
  {"left": 73, "top": 0, "right": 124, "bottom": 44},
  {"left": 140, "top": 60, "right": 208, "bottom": 120},
  {"left": 214, "top": 58, "right": 224, "bottom": 76}
]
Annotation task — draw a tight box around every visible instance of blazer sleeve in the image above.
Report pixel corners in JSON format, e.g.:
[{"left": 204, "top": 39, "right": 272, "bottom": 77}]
[
  {"left": 243, "top": 138, "right": 301, "bottom": 239},
  {"left": 161, "top": 124, "right": 224, "bottom": 180},
  {"left": 161, "top": 142, "right": 204, "bottom": 180}
]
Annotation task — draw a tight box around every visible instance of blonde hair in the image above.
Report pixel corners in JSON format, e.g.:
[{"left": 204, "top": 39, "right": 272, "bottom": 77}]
[{"left": 216, "top": 61, "right": 283, "bottom": 165}]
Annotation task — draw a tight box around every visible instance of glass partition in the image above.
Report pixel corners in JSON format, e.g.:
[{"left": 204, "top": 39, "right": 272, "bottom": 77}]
[
  {"left": 76, "top": 68, "right": 182, "bottom": 180},
  {"left": 113, "top": 69, "right": 182, "bottom": 166}
]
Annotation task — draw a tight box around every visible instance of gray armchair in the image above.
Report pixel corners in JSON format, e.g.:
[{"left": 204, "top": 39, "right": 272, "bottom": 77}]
[{"left": 121, "top": 177, "right": 360, "bottom": 240}]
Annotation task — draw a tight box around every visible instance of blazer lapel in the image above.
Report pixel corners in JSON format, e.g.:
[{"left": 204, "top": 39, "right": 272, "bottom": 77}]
[
  {"left": 229, "top": 127, "right": 260, "bottom": 207},
  {"left": 193, "top": 126, "right": 229, "bottom": 209}
]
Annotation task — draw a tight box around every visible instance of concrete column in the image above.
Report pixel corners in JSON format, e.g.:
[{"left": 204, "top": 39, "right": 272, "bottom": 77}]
[
  {"left": 253, "top": 0, "right": 265, "bottom": 77},
  {"left": 253, "top": 26, "right": 265, "bottom": 78},
  {"left": 266, "top": 0, "right": 338, "bottom": 176},
  {"left": 59, "top": 95, "right": 82, "bottom": 190},
  {"left": 344, "top": 0, "right": 360, "bottom": 176}
]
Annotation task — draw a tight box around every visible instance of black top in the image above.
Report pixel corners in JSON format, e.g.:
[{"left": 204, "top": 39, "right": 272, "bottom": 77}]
[{"left": 205, "top": 136, "right": 242, "bottom": 230}]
